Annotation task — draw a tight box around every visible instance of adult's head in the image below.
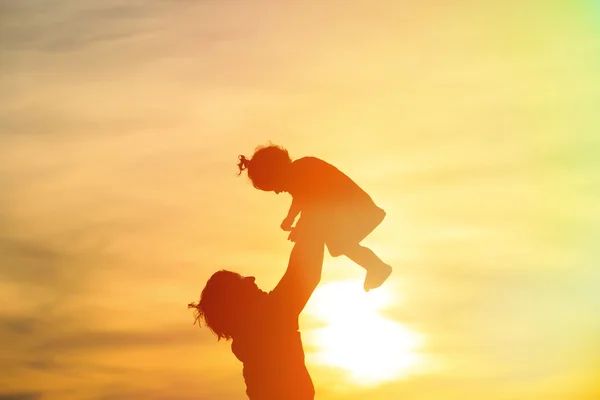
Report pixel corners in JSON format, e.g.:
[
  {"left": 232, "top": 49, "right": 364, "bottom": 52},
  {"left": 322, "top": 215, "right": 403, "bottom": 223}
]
[{"left": 188, "top": 270, "right": 261, "bottom": 341}]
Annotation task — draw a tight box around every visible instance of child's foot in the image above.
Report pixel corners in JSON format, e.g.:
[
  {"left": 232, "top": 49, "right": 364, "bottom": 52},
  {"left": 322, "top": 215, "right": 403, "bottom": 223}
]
[{"left": 364, "top": 263, "right": 392, "bottom": 292}]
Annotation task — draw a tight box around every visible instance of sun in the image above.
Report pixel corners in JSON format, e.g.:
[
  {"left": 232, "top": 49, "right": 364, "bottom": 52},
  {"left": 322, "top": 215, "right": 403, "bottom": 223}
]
[{"left": 302, "top": 280, "right": 423, "bottom": 386}]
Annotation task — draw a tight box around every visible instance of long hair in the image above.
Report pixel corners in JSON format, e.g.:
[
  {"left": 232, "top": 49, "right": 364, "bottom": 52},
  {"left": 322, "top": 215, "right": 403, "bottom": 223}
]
[
  {"left": 188, "top": 270, "right": 244, "bottom": 341},
  {"left": 237, "top": 143, "right": 292, "bottom": 190}
]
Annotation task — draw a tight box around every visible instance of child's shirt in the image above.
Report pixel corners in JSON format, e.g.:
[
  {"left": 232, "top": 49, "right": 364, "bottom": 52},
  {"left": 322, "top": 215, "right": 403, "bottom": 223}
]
[{"left": 288, "top": 156, "right": 375, "bottom": 209}]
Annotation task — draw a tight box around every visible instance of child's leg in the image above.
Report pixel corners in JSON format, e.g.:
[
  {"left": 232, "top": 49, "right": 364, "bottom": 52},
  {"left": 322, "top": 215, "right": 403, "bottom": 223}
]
[
  {"left": 343, "top": 244, "right": 392, "bottom": 292},
  {"left": 344, "top": 244, "right": 385, "bottom": 270}
]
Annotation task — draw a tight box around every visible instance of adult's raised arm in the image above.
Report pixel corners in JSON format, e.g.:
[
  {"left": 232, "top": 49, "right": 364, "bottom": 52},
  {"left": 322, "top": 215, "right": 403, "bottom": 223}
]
[{"left": 270, "top": 231, "right": 325, "bottom": 317}]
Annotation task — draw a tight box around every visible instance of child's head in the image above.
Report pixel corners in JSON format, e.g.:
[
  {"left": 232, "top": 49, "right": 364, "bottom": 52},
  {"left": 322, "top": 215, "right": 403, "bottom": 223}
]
[{"left": 237, "top": 143, "right": 293, "bottom": 193}]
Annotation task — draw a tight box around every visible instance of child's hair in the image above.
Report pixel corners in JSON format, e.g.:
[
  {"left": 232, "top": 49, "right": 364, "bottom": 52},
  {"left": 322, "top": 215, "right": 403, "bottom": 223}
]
[
  {"left": 237, "top": 143, "right": 292, "bottom": 190},
  {"left": 188, "top": 270, "right": 244, "bottom": 341}
]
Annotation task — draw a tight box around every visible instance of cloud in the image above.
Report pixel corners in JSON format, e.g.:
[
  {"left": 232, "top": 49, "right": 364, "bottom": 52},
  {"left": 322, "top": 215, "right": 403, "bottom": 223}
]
[
  {"left": 0, "top": 237, "right": 66, "bottom": 284},
  {"left": 33, "top": 326, "right": 200, "bottom": 353},
  {"left": 0, "top": 393, "right": 42, "bottom": 400},
  {"left": 0, "top": 316, "right": 42, "bottom": 336},
  {"left": 0, "top": 106, "right": 179, "bottom": 137},
  {"left": 0, "top": 1, "right": 172, "bottom": 53}
]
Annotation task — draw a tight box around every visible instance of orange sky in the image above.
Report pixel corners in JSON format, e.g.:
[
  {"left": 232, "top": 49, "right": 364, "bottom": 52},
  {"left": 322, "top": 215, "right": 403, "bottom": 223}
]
[{"left": 1, "top": 1, "right": 599, "bottom": 399}]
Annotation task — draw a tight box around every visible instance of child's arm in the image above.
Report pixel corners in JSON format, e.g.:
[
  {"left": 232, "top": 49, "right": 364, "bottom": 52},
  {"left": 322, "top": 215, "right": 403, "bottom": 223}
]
[
  {"left": 281, "top": 198, "right": 301, "bottom": 231},
  {"left": 286, "top": 197, "right": 301, "bottom": 220}
]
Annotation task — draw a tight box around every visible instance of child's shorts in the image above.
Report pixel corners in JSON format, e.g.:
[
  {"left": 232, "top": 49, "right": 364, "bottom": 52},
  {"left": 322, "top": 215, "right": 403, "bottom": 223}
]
[{"left": 294, "top": 204, "right": 386, "bottom": 257}]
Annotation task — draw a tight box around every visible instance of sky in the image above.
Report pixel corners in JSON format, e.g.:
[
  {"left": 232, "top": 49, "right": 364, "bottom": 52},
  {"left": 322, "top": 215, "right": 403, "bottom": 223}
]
[{"left": 1, "top": 0, "right": 599, "bottom": 399}]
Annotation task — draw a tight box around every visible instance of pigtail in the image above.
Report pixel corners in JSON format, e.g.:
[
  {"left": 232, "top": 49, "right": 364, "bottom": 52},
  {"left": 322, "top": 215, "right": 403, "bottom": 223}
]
[{"left": 237, "top": 155, "right": 250, "bottom": 176}]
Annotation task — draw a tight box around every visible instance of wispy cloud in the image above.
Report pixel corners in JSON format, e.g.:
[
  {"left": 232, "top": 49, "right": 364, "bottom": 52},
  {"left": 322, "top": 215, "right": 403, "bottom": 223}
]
[
  {"left": 0, "top": 393, "right": 42, "bottom": 400},
  {"left": 0, "top": 1, "right": 184, "bottom": 53}
]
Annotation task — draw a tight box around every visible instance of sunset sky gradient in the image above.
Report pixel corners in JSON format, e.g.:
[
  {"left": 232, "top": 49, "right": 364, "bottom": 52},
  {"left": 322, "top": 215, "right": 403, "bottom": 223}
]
[{"left": 1, "top": 1, "right": 599, "bottom": 399}]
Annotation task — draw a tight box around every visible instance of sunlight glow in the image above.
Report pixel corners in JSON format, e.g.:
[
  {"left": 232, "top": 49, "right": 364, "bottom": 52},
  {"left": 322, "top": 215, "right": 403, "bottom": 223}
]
[{"left": 304, "top": 280, "right": 424, "bottom": 386}]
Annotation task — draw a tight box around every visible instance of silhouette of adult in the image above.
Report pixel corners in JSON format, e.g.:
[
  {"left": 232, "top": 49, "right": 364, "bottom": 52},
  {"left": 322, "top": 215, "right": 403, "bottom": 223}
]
[{"left": 188, "top": 226, "right": 325, "bottom": 399}]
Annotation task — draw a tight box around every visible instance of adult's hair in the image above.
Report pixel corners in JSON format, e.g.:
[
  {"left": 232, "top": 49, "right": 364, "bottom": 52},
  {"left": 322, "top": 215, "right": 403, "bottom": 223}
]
[{"left": 188, "top": 270, "right": 245, "bottom": 341}]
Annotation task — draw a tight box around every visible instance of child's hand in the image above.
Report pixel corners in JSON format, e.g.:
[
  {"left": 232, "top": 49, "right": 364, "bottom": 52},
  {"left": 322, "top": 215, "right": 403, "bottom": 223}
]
[
  {"left": 287, "top": 228, "right": 297, "bottom": 242},
  {"left": 280, "top": 217, "right": 294, "bottom": 231}
]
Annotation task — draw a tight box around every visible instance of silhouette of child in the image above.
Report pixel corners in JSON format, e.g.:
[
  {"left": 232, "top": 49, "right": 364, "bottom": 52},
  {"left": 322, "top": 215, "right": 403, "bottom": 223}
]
[{"left": 237, "top": 143, "right": 392, "bottom": 291}]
